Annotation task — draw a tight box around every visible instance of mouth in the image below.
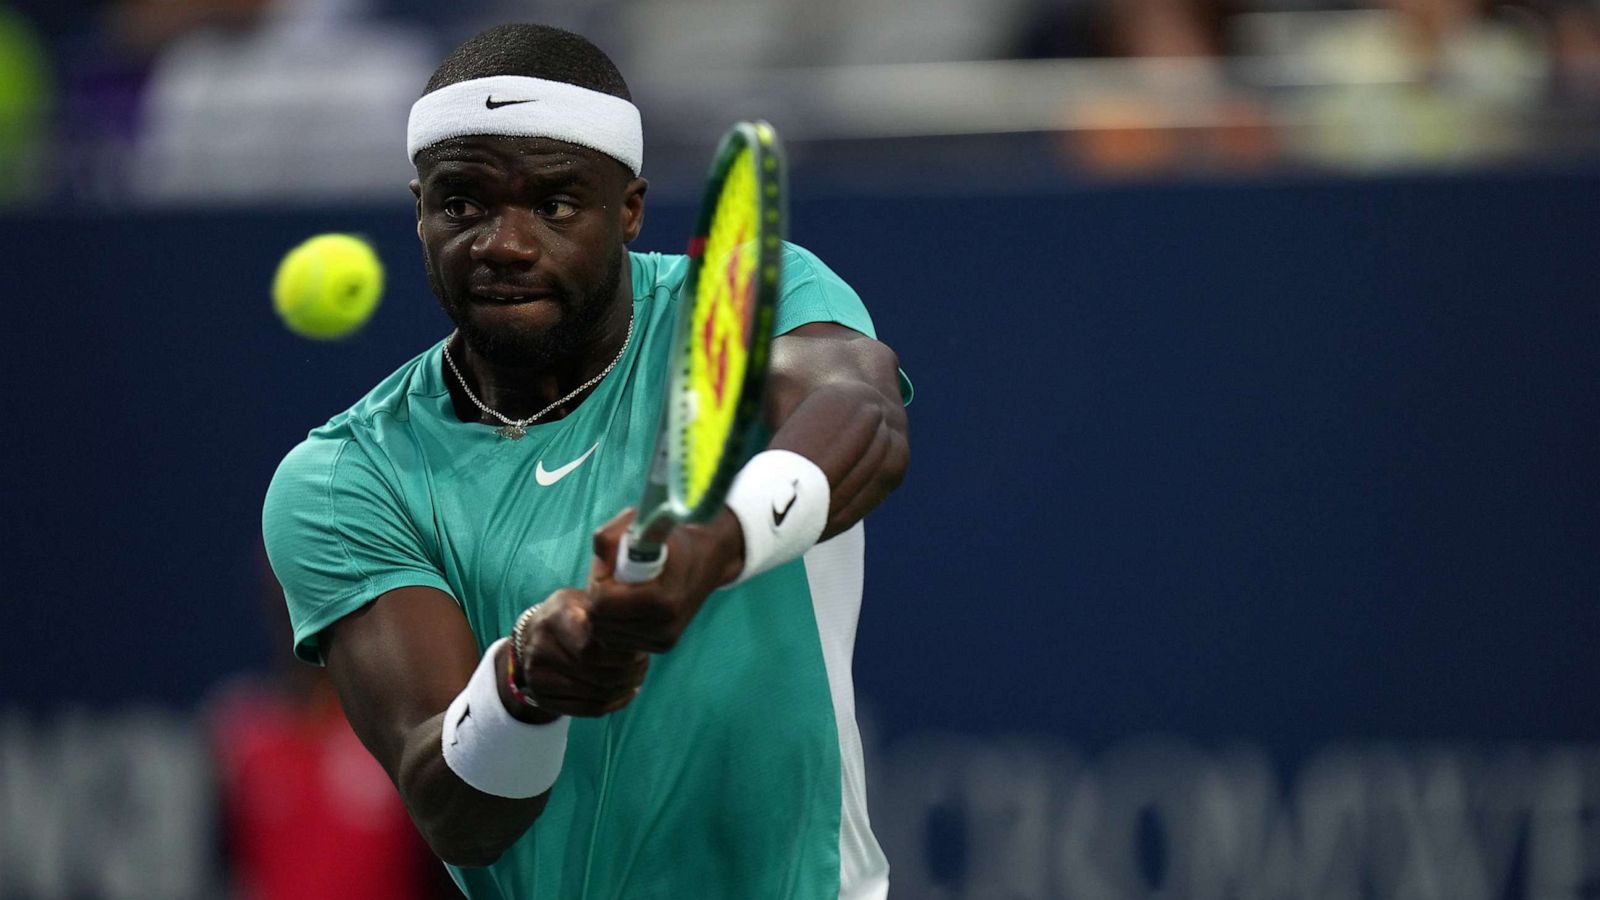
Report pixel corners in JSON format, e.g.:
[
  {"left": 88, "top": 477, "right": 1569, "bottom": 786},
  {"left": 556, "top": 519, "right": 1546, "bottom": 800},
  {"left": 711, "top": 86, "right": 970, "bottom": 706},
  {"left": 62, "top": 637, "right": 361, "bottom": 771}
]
[{"left": 469, "top": 287, "right": 555, "bottom": 305}]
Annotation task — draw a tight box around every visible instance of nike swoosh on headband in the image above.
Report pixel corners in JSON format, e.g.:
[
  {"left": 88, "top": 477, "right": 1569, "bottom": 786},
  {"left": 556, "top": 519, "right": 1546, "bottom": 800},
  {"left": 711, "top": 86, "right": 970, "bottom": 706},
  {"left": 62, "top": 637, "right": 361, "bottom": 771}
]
[{"left": 486, "top": 97, "right": 538, "bottom": 110}]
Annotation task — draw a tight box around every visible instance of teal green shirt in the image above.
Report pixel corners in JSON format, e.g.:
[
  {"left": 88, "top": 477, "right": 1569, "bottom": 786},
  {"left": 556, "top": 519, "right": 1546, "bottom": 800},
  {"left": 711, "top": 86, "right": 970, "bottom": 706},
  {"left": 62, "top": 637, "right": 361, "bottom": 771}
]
[{"left": 263, "top": 245, "right": 893, "bottom": 900}]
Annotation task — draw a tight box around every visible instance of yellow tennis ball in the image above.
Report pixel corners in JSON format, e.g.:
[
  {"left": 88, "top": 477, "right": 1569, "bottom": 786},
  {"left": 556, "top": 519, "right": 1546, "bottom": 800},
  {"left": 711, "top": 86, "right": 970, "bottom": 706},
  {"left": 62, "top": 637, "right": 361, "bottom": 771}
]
[{"left": 272, "top": 233, "right": 384, "bottom": 339}]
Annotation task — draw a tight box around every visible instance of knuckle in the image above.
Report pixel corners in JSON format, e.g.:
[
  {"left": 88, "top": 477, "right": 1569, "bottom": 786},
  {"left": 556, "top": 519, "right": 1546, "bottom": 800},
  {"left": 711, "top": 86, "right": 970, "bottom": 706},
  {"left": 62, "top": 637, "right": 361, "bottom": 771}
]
[{"left": 550, "top": 587, "right": 588, "bottom": 608}]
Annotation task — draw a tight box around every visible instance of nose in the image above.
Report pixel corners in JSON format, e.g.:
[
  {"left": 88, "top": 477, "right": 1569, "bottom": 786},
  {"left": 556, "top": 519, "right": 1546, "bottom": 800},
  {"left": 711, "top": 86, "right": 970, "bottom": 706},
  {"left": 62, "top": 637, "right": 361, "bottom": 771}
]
[{"left": 471, "top": 208, "right": 541, "bottom": 268}]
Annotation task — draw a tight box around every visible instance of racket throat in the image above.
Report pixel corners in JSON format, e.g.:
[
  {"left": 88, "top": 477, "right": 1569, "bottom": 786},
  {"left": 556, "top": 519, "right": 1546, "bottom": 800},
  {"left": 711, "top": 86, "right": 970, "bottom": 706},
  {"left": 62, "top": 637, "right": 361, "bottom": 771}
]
[{"left": 626, "top": 515, "right": 675, "bottom": 562}]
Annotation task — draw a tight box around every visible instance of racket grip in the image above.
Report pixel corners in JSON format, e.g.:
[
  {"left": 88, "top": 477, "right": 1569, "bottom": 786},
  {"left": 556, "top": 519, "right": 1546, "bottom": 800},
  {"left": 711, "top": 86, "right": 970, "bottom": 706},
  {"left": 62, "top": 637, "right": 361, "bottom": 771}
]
[{"left": 614, "top": 532, "right": 667, "bottom": 584}]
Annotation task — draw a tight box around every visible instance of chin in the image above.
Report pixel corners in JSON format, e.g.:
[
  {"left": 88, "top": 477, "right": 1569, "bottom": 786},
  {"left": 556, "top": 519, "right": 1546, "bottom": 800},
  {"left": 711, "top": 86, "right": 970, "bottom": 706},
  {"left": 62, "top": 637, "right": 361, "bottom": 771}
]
[
  {"left": 467, "top": 297, "right": 563, "bottom": 333},
  {"left": 459, "top": 310, "right": 580, "bottom": 369}
]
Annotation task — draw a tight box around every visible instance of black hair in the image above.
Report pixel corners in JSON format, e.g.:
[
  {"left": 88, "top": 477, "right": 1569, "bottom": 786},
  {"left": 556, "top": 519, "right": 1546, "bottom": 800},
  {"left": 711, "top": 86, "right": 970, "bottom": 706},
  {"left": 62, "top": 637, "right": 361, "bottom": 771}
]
[{"left": 423, "top": 23, "right": 630, "bottom": 101}]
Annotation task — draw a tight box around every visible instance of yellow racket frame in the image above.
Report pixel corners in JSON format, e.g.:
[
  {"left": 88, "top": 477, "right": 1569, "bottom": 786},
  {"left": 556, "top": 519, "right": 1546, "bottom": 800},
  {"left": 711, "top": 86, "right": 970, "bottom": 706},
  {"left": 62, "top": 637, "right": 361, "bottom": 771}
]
[{"left": 617, "top": 121, "right": 785, "bottom": 580}]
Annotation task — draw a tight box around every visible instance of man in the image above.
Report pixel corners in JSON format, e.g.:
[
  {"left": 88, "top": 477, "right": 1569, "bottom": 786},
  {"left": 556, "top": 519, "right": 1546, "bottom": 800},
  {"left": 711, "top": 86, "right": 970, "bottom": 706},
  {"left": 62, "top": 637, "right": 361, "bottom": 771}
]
[{"left": 263, "top": 23, "right": 910, "bottom": 900}]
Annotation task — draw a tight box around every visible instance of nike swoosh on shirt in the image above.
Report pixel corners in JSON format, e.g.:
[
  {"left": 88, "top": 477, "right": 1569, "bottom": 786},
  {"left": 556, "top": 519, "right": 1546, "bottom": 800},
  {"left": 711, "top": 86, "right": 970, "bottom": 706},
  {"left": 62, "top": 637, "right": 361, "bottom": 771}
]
[{"left": 535, "top": 442, "right": 600, "bottom": 486}]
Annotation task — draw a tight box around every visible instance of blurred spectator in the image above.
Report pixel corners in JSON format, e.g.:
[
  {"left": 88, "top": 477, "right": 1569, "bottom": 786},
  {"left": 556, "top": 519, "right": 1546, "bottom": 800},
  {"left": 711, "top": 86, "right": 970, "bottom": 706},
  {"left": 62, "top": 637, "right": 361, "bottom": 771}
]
[
  {"left": 203, "top": 554, "right": 453, "bottom": 900},
  {"left": 131, "top": 0, "right": 435, "bottom": 203},
  {"left": 1549, "top": 0, "right": 1600, "bottom": 102},
  {"left": 1018, "top": 0, "right": 1276, "bottom": 175},
  {"left": 1019, "top": 0, "right": 1236, "bottom": 58},
  {"left": 0, "top": 5, "right": 53, "bottom": 205},
  {"left": 1247, "top": 0, "right": 1548, "bottom": 166},
  {"left": 53, "top": 0, "right": 256, "bottom": 203}
]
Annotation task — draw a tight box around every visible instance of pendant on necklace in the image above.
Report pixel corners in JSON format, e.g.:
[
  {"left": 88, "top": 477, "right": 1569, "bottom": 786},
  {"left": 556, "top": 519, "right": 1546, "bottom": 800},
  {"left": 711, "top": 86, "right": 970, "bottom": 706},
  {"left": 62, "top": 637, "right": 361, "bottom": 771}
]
[{"left": 497, "top": 424, "right": 528, "bottom": 440}]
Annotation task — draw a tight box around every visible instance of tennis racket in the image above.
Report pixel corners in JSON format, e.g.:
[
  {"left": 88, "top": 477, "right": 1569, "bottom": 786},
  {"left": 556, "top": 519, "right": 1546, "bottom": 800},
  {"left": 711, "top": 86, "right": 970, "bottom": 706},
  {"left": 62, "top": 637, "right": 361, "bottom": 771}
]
[{"left": 614, "top": 121, "right": 786, "bottom": 583}]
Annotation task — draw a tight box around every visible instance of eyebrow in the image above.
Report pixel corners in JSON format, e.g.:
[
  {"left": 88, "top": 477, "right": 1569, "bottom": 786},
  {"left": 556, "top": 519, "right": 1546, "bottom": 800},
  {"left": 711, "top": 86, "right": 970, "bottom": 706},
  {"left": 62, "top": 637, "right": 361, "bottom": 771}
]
[{"left": 424, "top": 165, "right": 591, "bottom": 194}]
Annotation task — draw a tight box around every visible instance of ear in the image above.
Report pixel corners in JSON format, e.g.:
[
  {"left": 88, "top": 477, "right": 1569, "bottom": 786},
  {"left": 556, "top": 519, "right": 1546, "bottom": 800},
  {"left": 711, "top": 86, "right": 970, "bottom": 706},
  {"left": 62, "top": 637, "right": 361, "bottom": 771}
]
[
  {"left": 409, "top": 179, "right": 423, "bottom": 239},
  {"left": 620, "top": 177, "right": 648, "bottom": 244}
]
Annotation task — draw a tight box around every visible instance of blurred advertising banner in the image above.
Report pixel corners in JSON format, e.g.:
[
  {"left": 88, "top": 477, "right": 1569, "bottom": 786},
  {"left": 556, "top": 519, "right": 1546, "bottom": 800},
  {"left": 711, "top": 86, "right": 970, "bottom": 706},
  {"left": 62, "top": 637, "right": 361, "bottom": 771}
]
[
  {"left": 0, "top": 709, "right": 212, "bottom": 899},
  {"left": 868, "top": 729, "right": 1600, "bottom": 900},
  {"left": 4, "top": 709, "right": 1599, "bottom": 899}
]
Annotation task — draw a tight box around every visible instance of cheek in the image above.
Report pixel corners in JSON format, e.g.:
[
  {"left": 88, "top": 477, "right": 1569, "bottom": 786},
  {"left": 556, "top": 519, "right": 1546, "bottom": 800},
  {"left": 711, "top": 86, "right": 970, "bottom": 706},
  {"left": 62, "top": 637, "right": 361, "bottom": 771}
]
[
  {"left": 561, "top": 219, "right": 619, "bottom": 271},
  {"left": 433, "top": 233, "right": 476, "bottom": 274}
]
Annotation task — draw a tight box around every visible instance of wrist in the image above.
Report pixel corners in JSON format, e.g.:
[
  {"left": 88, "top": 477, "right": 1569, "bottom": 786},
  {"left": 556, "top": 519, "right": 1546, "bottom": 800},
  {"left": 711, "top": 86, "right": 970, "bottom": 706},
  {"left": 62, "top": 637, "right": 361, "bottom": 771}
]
[
  {"left": 441, "top": 638, "right": 570, "bottom": 799},
  {"left": 724, "top": 449, "right": 830, "bottom": 583},
  {"left": 706, "top": 508, "right": 747, "bottom": 587},
  {"left": 497, "top": 632, "right": 560, "bottom": 725}
]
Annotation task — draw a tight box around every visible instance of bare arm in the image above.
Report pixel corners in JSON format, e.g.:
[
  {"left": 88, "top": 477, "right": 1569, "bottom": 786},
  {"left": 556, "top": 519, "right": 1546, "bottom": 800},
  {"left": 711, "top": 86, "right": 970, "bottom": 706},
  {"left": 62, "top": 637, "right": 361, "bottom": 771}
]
[
  {"left": 763, "top": 321, "right": 910, "bottom": 538},
  {"left": 322, "top": 585, "right": 646, "bottom": 867}
]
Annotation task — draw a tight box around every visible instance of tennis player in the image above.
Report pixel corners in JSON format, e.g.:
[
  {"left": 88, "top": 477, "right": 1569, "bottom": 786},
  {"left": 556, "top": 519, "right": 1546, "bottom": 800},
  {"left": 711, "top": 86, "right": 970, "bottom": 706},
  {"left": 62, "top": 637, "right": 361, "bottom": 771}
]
[{"left": 262, "top": 23, "right": 910, "bottom": 900}]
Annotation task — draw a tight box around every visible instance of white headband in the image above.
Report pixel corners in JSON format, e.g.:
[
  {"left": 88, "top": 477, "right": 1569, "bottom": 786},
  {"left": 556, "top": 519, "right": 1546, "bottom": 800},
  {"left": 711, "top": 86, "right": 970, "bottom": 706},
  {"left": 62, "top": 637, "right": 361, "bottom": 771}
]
[{"left": 407, "top": 75, "right": 644, "bottom": 175}]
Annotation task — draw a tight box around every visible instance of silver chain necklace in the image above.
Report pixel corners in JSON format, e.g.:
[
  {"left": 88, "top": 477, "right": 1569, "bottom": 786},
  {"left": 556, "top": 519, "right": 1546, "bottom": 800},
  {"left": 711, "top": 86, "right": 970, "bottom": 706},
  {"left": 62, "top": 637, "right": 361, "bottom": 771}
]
[{"left": 442, "top": 313, "right": 633, "bottom": 440}]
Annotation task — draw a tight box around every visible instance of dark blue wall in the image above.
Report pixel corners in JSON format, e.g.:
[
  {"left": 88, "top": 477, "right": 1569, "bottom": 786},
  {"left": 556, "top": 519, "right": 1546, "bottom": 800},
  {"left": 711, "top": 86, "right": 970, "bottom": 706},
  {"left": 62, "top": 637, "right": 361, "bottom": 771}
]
[{"left": 4, "top": 169, "right": 1597, "bottom": 763}]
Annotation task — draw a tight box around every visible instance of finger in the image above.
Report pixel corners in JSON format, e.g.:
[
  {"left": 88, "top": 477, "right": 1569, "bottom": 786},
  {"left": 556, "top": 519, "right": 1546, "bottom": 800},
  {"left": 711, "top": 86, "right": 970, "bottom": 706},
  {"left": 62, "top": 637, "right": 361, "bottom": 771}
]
[
  {"left": 519, "top": 653, "right": 647, "bottom": 707},
  {"left": 586, "top": 596, "right": 678, "bottom": 654},
  {"left": 535, "top": 598, "right": 644, "bottom": 669},
  {"left": 528, "top": 686, "right": 635, "bottom": 719},
  {"left": 566, "top": 645, "right": 651, "bottom": 685},
  {"left": 519, "top": 658, "right": 648, "bottom": 717},
  {"left": 588, "top": 619, "right": 678, "bottom": 655},
  {"left": 588, "top": 581, "right": 675, "bottom": 627},
  {"left": 595, "top": 685, "right": 644, "bottom": 716},
  {"left": 523, "top": 662, "right": 643, "bottom": 705}
]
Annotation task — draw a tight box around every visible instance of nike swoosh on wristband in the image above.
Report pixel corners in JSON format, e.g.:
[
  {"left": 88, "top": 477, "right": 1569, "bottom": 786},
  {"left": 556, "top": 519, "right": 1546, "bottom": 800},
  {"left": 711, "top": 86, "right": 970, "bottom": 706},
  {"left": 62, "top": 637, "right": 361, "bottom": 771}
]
[
  {"left": 486, "top": 97, "right": 537, "bottom": 109},
  {"left": 535, "top": 442, "right": 600, "bottom": 486},
  {"left": 771, "top": 479, "right": 800, "bottom": 528}
]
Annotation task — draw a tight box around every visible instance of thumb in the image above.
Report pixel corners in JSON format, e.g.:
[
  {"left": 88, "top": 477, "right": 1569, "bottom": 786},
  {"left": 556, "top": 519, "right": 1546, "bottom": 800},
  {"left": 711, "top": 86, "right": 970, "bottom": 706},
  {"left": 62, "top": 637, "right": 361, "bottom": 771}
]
[{"left": 591, "top": 507, "right": 638, "bottom": 578}]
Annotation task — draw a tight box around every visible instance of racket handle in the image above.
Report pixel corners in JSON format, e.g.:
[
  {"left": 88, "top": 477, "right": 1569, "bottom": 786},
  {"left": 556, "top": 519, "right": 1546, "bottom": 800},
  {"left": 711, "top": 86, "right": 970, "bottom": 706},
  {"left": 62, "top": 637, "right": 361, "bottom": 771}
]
[{"left": 615, "top": 532, "right": 667, "bottom": 584}]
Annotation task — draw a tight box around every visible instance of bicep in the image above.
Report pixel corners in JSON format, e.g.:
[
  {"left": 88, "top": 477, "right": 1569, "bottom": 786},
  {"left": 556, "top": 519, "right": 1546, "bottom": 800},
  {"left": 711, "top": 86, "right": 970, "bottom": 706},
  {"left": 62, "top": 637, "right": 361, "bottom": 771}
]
[
  {"left": 321, "top": 586, "right": 480, "bottom": 781},
  {"left": 764, "top": 322, "right": 906, "bottom": 429}
]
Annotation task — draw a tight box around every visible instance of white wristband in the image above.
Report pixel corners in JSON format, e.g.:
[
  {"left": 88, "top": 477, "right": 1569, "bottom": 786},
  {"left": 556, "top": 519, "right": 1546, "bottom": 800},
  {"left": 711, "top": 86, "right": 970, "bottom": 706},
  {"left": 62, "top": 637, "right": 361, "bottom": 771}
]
[
  {"left": 441, "top": 638, "right": 569, "bottom": 799},
  {"left": 726, "top": 449, "right": 830, "bottom": 583}
]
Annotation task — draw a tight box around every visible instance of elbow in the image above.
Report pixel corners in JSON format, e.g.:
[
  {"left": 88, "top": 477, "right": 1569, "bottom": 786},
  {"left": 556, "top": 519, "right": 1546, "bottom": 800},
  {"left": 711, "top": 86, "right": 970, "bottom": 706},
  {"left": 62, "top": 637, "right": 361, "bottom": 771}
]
[
  {"left": 877, "top": 410, "right": 910, "bottom": 496},
  {"left": 402, "top": 786, "right": 538, "bottom": 869},
  {"left": 406, "top": 793, "right": 519, "bottom": 868},
  {"left": 429, "top": 835, "right": 510, "bottom": 869}
]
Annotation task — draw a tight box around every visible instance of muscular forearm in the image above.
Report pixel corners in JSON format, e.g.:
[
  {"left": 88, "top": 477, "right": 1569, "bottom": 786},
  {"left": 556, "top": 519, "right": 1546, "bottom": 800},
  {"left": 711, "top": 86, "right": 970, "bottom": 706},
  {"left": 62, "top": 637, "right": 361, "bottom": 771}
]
[
  {"left": 328, "top": 606, "right": 554, "bottom": 869},
  {"left": 768, "top": 379, "right": 909, "bottom": 540},
  {"left": 395, "top": 689, "right": 550, "bottom": 867}
]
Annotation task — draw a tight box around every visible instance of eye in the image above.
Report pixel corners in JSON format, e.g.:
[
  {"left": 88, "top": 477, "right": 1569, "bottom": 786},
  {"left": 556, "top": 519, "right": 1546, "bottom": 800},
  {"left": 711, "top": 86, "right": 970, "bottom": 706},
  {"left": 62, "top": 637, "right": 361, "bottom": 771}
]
[
  {"left": 539, "top": 199, "right": 578, "bottom": 220},
  {"left": 442, "top": 197, "right": 482, "bottom": 220}
]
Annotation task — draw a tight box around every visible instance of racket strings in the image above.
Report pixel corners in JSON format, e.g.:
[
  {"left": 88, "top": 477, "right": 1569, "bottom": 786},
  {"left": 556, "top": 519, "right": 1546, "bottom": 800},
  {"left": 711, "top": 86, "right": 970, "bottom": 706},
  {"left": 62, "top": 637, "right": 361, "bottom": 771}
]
[{"left": 682, "top": 148, "right": 762, "bottom": 508}]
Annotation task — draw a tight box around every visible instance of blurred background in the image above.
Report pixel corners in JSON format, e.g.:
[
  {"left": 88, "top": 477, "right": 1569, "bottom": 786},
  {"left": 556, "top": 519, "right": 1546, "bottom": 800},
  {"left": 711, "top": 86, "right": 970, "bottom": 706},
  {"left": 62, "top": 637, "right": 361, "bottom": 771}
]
[{"left": 1, "top": 0, "right": 1597, "bottom": 897}]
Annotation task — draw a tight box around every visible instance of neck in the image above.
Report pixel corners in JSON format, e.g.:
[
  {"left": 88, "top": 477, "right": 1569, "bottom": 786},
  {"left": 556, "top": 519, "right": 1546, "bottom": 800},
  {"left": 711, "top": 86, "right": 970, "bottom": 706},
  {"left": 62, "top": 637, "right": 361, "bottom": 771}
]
[{"left": 447, "top": 271, "right": 634, "bottom": 426}]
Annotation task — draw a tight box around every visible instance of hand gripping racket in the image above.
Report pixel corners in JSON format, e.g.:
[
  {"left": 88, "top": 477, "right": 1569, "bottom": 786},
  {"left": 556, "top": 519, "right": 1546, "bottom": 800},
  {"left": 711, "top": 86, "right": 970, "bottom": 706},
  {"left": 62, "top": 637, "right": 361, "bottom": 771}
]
[{"left": 614, "top": 121, "right": 786, "bottom": 583}]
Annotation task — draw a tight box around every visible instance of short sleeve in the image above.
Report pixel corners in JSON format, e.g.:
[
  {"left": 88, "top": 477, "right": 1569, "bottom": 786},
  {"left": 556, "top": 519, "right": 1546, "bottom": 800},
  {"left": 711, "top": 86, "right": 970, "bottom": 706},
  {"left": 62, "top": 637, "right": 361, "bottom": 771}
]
[
  {"left": 262, "top": 434, "right": 453, "bottom": 664},
  {"left": 772, "top": 243, "right": 913, "bottom": 405},
  {"left": 772, "top": 243, "right": 878, "bottom": 339}
]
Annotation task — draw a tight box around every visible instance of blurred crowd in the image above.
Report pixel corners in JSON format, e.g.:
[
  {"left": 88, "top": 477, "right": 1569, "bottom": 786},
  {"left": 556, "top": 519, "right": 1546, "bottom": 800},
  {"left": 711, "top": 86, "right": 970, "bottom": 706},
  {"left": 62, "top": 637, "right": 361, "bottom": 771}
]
[{"left": 1, "top": 0, "right": 1597, "bottom": 202}]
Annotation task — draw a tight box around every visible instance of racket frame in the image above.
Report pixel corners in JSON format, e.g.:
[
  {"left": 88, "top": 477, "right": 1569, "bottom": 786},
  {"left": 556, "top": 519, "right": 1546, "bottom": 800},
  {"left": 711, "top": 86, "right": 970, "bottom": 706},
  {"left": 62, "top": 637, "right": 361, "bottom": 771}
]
[{"left": 618, "top": 121, "right": 786, "bottom": 579}]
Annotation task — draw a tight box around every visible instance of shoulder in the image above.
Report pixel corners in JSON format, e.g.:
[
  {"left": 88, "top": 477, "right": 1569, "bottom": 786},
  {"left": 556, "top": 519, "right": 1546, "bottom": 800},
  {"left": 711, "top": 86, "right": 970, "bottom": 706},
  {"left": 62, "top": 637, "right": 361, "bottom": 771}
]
[
  {"left": 628, "top": 243, "right": 851, "bottom": 298},
  {"left": 777, "top": 242, "right": 843, "bottom": 285},
  {"left": 262, "top": 428, "right": 385, "bottom": 547},
  {"left": 264, "top": 343, "right": 443, "bottom": 526},
  {"left": 771, "top": 243, "right": 877, "bottom": 340},
  {"left": 335, "top": 340, "right": 449, "bottom": 431},
  {"left": 629, "top": 249, "right": 691, "bottom": 302}
]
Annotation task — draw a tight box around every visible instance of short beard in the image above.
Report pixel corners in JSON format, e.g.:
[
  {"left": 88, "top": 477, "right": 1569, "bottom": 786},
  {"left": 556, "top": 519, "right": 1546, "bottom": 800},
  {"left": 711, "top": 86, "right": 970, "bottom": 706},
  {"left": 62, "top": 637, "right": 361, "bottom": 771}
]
[{"left": 425, "top": 242, "right": 624, "bottom": 370}]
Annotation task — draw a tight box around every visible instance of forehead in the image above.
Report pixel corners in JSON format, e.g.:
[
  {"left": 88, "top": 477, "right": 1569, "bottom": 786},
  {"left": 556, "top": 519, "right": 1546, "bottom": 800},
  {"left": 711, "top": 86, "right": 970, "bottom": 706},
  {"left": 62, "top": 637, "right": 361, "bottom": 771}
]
[{"left": 417, "top": 135, "right": 621, "bottom": 185}]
